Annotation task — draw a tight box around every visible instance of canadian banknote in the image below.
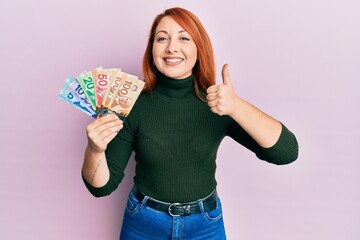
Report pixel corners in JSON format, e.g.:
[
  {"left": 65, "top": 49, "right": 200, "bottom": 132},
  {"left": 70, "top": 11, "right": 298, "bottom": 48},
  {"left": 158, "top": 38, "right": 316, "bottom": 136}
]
[
  {"left": 59, "top": 68, "right": 145, "bottom": 119},
  {"left": 59, "top": 76, "right": 96, "bottom": 118}
]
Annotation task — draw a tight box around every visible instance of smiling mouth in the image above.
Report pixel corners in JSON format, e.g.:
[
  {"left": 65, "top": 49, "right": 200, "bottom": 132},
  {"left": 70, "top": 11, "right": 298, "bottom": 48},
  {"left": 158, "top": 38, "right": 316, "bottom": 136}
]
[{"left": 163, "top": 58, "right": 184, "bottom": 63}]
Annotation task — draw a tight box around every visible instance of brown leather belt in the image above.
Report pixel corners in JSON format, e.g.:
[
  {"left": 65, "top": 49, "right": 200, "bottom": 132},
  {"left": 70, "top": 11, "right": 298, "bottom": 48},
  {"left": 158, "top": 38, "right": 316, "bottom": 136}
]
[{"left": 131, "top": 186, "right": 218, "bottom": 217}]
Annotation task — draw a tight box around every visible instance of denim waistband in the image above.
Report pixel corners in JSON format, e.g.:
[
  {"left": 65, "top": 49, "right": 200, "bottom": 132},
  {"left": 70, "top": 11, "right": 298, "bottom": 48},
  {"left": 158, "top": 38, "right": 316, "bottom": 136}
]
[{"left": 131, "top": 186, "right": 218, "bottom": 216}]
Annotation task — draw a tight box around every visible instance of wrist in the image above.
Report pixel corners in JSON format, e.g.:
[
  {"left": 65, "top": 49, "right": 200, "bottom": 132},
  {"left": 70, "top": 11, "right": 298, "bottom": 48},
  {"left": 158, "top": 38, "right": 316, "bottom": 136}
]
[
  {"left": 228, "top": 96, "right": 244, "bottom": 118},
  {"left": 86, "top": 144, "right": 105, "bottom": 156}
]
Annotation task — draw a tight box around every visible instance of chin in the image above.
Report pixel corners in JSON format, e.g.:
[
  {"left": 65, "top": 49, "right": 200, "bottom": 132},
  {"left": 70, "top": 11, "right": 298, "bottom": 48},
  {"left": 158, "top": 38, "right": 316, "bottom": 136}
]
[{"left": 162, "top": 71, "right": 191, "bottom": 80}]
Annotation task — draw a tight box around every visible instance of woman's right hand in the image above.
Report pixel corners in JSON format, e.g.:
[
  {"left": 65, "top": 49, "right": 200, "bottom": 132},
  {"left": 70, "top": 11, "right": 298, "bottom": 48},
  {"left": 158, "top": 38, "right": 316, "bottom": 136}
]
[{"left": 86, "top": 114, "right": 124, "bottom": 154}]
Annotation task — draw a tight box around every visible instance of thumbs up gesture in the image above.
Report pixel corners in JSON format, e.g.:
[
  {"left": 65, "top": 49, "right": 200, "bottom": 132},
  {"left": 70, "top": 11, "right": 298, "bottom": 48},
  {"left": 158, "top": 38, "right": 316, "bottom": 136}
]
[{"left": 206, "top": 64, "right": 239, "bottom": 116}]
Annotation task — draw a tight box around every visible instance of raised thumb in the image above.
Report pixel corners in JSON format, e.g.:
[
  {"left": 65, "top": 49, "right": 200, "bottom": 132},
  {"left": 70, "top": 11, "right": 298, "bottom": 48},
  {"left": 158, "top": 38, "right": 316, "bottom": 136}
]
[{"left": 221, "top": 64, "right": 232, "bottom": 85}]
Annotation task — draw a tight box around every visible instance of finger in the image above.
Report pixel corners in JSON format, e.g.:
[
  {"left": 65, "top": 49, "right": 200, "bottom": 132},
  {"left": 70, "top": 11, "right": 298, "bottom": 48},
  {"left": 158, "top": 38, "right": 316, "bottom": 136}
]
[
  {"left": 221, "top": 64, "right": 232, "bottom": 86},
  {"left": 102, "top": 131, "right": 120, "bottom": 146},
  {"left": 94, "top": 119, "right": 123, "bottom": 136},
  {"left": 87, "top": 120, "right": 122, "bottom": 143},
  {"left": 209, "top": 106, "right": 220, "bottom": 115},
  {"left": 100, "top": 124, "right": 123, "bottom": 142},
  {"left": 206, "top": 93, "right": 218, "bottom": 101},
  {"left": 98, "top": 114, "right": 120, "bottom": 125},
  {"left": 206, "top": 85, "right": 219, "bottom": 94},
  {"left": 211, "top": 106, "right": 224, "bottom": 116},
  {"left": 95, "top": 115, "right": 122, "bottom": 130},
  {"left": 207, "top": 99, "right": 218, "bottom": 108},
  {"left": 87, "top": 114, "right": 119, "bottom": 132},
  {"left": 88, "top": 123, "right": 122, "bottom": 148}
]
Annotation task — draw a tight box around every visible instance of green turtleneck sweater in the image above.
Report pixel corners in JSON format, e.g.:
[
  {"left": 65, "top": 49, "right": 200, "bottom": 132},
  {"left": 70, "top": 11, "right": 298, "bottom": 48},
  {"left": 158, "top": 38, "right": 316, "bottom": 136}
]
[{"left": 83, "top": 73, "right": 298, "bottom": 202}]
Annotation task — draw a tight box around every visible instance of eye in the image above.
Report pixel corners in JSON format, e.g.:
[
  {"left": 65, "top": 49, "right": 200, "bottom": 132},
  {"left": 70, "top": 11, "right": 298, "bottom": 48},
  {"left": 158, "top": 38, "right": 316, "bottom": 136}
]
[
  {"left": 156, "top": 37, "right": 168, "bottom": 42},
  {"left": 180, "top": 37, "right": 190, "bottom": 41}
]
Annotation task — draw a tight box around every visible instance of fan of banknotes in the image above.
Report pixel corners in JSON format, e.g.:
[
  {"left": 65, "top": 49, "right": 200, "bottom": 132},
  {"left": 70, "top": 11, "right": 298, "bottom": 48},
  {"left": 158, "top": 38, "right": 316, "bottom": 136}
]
[{"left": 59, "top": 67, "right": 145, "bottom": 120}]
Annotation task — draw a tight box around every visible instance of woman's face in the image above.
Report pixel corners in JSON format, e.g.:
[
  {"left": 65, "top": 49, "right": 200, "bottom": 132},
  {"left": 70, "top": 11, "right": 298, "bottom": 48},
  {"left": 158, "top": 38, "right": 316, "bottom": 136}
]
[{"left": 152, "top": 16, "right": 197, "bottom": 79}]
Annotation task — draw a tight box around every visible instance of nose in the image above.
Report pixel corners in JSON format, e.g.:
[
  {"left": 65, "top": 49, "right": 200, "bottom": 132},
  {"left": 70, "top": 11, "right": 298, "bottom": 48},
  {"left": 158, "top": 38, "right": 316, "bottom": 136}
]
[{"left": 165, "top": 39, "right": 178, "bottom": 53}]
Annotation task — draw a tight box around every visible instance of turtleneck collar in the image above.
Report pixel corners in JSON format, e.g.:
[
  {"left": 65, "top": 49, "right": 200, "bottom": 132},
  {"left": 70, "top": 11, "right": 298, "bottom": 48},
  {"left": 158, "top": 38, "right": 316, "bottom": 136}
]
[{"left": 155, "top": 72, "right": 195, "bottom": 99}]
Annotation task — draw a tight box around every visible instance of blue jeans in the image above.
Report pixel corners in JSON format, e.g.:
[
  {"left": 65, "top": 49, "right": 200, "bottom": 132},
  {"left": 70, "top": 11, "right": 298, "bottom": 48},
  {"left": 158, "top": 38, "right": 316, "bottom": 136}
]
[{"left": 119, "top": 189, "right": 226, "bottom": 240}]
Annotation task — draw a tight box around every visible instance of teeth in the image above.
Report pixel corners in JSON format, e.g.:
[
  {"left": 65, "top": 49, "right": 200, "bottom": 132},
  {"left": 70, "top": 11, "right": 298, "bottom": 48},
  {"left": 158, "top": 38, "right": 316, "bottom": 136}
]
[{"left": 164, "top": 58, "right": 183, "bottom": 63}]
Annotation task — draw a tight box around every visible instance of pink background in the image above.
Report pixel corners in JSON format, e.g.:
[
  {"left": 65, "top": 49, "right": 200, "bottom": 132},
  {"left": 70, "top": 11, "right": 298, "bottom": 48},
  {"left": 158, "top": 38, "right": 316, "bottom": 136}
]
[{"left": 1, "top": 0, "right": 359, "bottom": 239}]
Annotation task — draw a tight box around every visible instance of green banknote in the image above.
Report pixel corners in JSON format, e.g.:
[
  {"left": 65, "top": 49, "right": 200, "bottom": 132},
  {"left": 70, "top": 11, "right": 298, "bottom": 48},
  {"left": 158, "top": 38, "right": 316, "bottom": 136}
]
[{"left": 76, "top": 70, "right": 98, "bottom": 110}]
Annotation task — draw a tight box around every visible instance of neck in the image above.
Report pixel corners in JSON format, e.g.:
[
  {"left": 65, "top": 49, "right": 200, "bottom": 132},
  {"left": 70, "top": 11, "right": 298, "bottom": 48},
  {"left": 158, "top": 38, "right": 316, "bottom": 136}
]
[{"left": 155, "top": 72, "right": 195, "bottom": 98}]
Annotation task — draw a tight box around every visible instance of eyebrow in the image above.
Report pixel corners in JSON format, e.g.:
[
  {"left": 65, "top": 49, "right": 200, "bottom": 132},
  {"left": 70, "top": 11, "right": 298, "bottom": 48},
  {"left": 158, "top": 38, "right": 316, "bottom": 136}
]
[{"left": 155, "top": 30, "right": 187, "bottom": 35}]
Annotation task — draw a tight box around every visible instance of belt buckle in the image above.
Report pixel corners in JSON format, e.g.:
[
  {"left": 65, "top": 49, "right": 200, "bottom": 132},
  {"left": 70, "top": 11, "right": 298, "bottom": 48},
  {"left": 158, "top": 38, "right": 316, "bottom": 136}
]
[{"left": 168, "top": 203, "right": 180, "bottom": 217}]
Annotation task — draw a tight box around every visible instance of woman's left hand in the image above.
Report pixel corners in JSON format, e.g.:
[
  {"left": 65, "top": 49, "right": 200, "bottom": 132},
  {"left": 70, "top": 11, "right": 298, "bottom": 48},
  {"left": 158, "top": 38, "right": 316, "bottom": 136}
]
[{"left": 206, "top": 64, "right": 239, "bottom": 116}]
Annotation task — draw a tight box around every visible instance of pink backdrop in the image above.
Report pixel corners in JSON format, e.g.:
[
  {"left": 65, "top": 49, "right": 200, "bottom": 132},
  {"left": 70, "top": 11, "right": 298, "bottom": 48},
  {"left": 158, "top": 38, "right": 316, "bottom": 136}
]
[{"left": 1, "top": 0, "right": 359, "bottom": 239}]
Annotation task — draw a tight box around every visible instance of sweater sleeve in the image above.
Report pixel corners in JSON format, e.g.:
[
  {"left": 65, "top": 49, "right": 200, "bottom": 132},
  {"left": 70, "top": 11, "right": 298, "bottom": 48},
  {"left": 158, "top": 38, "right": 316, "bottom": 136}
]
[
  {"left": 227, "top": 121, "right": 299, "bottom": 165},
  {"left": 82, "top": 118, "right": 136, "bottom": 197}
]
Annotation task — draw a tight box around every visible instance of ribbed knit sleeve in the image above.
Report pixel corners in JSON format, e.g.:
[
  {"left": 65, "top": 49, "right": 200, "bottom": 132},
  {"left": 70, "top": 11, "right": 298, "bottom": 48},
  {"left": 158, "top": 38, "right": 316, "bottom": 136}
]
[
  {"left": 227, "top": 122, "right": 298, "bottom": 165},
  {"left": 259, "top": 123, "right": 299, "bottom": 165},
  {"left": 82, "top": 117, "right": 136, "bottom": 197}
]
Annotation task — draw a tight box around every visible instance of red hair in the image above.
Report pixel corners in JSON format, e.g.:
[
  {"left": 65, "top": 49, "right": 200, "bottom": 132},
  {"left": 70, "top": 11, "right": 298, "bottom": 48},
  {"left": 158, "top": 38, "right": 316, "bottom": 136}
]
[{"left": 142, "top": 7, "right": 215, "bottom": 101}]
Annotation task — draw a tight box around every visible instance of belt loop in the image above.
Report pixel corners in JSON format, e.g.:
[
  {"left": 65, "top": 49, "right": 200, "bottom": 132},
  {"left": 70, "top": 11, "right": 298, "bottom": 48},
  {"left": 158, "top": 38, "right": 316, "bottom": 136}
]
[
  {"left": 140, "top": 196, "right": 149, "bottom": 208},
  {"left": 198, "top": 199, "right": 205, "bottom": 213}
]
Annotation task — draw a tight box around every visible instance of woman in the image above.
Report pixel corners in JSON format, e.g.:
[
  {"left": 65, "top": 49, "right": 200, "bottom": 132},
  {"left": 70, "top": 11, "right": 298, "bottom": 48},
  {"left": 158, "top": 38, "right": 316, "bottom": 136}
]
[{"left": 81, "top": 7, "right": 298, "bottom": 240}]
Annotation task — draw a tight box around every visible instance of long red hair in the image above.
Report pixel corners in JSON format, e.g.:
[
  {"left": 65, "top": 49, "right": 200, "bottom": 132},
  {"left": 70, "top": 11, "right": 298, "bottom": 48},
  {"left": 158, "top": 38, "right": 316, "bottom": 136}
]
[{"left": 142, "top": 7, "right": 215, "bottom": 101}]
